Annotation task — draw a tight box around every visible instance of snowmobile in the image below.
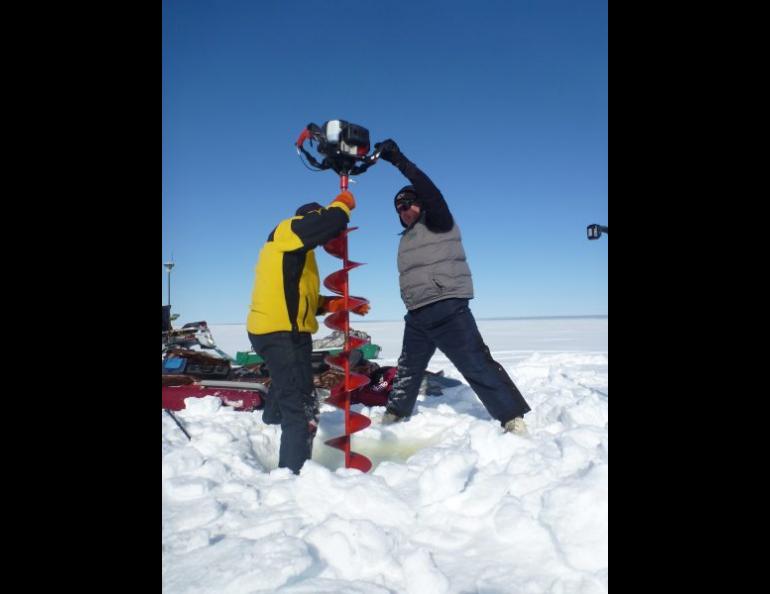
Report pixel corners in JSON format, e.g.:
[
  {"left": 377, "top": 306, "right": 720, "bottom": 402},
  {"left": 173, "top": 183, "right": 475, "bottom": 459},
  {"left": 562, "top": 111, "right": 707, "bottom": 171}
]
[
  {"left": 162, "top": 308, "right": 267, "bottom": 412},
  {"left": 162, "top": 308, "right": 460, "bottom": 413}
]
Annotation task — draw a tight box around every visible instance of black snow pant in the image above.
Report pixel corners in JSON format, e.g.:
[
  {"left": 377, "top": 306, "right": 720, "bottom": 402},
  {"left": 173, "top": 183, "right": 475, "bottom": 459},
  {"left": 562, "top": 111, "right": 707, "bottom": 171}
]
[
  {"left": 248, "top": 331, "right": 318, "bottom": 474},
  {"left": 387, "top": 298, "right": 531, "bottom": 425}
]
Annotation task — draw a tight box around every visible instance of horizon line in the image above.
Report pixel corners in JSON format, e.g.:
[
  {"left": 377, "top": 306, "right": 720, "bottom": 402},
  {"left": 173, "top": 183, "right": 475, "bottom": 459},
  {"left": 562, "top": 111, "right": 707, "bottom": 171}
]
[{"left": 203, "top": 314, "right": 609, "bottom": 325}]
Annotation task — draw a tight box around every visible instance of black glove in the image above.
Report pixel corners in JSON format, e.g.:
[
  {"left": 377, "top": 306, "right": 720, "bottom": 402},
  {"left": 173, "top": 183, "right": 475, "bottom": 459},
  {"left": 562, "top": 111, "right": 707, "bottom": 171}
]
[{"left": 374, "top": 139, "right": 403, "bottom": 164}]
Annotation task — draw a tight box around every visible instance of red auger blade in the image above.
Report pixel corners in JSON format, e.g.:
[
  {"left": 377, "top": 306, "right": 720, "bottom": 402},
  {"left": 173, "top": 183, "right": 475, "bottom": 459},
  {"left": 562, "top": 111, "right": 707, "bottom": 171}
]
[
  {"left": 321, "top": 222, "right": 372, "bottom": 473},
  {"left": 347, "top": 336, "right": 368, "bottom": 350},
  {"left": 323, "top": 265, "right": 364, "bottom": 293},
  {"left": 324, "top": 310, "right": 348, "bottom": 332},
  {"left": 325, "top": 435, "right": 348, "bottom": 450},
  {"left": 347, "top": 372, "right": 370, "bottom": 391},
  {"left": 325, "top": 391, "right": 347, "bottom": 409},
  {"left": 348, "top": 411, "right": 371, "bottom": 432},
  {"left": 324, "top": 296, "right": 369, "bottom": 313},
  {"left": 323, "top": 227, "right": 359, "bottom": 258},
  {"left": 323, "top": 269, "right": 346, "bottom": 294},
  {"left": 348, "top": 296, "right": 369, "bottom": 311},
  {"left": 348, "top": 451, "right": 372, "bottom": 473},
  {"left": 323, "top": 435, "right": 372, "bottom": 473},
  {"left": 324, "top": 235, "right": 346, "bottom": 259},
  {"left": 326, "top": 373, "right": 370, "bottom": 401},
  {"left": 325, "top": 353, "right": 349, "bottom": 369}
]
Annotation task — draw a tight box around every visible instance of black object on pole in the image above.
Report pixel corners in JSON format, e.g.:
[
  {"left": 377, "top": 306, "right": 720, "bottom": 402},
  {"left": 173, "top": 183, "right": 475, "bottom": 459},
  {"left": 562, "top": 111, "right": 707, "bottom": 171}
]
[
  {"left": 165, "top": 409, "right": 191, "bottom": 441},
  {"left": 587, "top": 224, "right": 608, "bottom": 240},
  {"left": 295, "top": 120, "right": 382, "bottom": 177},
  {"left": 164, "top": 259, "right": 175, "bottom": 307}
]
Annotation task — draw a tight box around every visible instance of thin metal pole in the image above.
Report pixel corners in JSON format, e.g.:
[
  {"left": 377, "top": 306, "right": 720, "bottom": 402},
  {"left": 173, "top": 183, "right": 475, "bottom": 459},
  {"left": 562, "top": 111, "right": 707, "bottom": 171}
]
[{"left": 165, "top": 409, "right": 191, "bottom": 441}]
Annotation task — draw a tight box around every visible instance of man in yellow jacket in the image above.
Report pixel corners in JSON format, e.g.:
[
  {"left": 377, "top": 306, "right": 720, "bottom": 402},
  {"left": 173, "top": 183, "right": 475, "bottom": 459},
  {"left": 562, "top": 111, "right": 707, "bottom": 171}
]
[{"left": 247, "top": 190, "right": 367, "bottom": 474}]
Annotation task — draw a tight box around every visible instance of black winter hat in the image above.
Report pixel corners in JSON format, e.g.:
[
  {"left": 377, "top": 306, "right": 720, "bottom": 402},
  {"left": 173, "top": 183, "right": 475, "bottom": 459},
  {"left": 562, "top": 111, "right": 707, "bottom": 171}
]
[
  {"left": 394, "top": 185, "right": 420, "bottom": 228},
  {"left": 393, "top": 185, "right": 418, "bottom": 209},
  {"left": 295, "top": 202, "right": 323, "bottom": 216}
]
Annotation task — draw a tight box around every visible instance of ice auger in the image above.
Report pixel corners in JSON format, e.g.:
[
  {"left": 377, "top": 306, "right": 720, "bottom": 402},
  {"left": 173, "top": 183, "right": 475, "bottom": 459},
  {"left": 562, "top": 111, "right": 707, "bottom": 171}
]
[{"left": 295, "top": 119, "right": 383, "bottom": 472}]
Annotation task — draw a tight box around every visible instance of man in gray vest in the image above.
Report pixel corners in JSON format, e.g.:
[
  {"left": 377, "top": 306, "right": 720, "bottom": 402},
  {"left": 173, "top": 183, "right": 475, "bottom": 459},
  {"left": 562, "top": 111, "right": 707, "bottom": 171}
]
[{"left": 374, "top": 139, "right": 531, "bottom": 434}]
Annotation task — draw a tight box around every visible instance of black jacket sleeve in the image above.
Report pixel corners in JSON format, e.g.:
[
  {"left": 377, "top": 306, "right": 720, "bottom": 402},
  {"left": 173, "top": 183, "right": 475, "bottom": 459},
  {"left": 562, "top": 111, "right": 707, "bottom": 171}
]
[
  {"left": 395, "top": 157, "right": 454, "bottom": 232},
  {"left": 289, "top": 205, "right": 349, "bottom": 250}
]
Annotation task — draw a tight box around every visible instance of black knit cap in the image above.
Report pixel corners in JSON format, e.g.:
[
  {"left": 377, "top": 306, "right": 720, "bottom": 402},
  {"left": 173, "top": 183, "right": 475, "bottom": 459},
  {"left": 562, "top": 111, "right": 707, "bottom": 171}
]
[
  {"left": 393, "top": 185, "right": 417, "bottom": 209},
  {"left": 394, "top": 185, "right": 419, "bottom": 228},
  {"left": 295, "top": 202, "right": 323, "bottom": 216}
]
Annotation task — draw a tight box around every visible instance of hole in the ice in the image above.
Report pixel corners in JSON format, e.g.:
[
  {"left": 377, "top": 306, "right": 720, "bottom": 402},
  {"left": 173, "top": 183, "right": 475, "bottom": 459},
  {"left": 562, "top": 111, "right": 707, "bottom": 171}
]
[
  {"left": 311, "top": 408, "right": 441, "bottom": 471},
  {"left": 312, "top": 433, "right": 440, "bottom": 471},
  {"left": 248, "top": 408, "right": 441, "bottom": 472}
]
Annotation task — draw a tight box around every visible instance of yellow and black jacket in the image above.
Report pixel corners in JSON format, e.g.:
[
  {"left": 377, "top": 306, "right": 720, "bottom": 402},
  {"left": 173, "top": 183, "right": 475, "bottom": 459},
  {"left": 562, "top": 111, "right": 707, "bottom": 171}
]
[{"left": 247, "top": 200, "right": 351, "bottom": 335}]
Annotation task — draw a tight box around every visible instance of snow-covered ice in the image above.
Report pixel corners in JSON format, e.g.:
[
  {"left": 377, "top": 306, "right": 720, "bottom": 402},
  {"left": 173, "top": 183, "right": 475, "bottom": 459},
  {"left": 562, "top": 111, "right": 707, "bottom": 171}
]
[{"left": 163, "top": 318, "right": 608, "bottom": 593}]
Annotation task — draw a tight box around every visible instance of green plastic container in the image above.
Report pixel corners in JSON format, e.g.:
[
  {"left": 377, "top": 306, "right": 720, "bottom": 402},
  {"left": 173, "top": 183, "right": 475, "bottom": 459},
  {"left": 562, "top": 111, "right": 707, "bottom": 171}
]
[
  {"left": 235, "top": 351, "right": 263, "bottom": 365},
  {"left": 352, "top": 343, "right": 381, "bottom": 360}
]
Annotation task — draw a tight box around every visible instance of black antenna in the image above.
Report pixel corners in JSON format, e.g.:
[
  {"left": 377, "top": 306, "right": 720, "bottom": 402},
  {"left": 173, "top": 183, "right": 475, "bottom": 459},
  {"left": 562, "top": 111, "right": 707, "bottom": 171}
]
[{"left": 164, "top": 253, "right": 175, "bottom": 307}]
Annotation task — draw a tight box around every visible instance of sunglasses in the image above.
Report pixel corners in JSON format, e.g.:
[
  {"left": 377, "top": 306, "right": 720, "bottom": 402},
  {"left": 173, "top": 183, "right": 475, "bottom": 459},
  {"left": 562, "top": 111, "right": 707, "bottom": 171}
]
[{"left": 396, "top": 201, "right": 414, "bottom": 212}]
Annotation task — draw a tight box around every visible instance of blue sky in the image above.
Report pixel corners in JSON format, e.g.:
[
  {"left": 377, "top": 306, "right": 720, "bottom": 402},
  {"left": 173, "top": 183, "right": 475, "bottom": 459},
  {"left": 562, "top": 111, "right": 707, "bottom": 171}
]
[{"left": 162, "top": 0, "right": 607, "bottom": 323}]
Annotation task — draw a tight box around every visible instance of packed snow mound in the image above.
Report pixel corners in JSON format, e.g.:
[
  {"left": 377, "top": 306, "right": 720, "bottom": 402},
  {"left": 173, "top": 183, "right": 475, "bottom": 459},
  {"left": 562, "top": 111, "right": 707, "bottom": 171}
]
[{"left": 163, "top": 319, "right": 608, "bottom": 593}]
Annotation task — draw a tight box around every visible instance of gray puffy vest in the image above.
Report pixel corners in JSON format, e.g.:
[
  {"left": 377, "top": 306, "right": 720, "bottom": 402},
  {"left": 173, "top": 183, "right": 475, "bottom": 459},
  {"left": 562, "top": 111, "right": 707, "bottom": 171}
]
[{"left": 397, "top": 215, "right": 474, "bottom": 311}]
